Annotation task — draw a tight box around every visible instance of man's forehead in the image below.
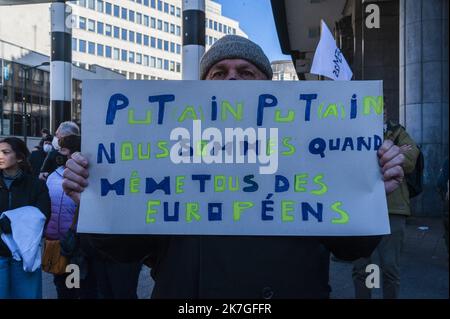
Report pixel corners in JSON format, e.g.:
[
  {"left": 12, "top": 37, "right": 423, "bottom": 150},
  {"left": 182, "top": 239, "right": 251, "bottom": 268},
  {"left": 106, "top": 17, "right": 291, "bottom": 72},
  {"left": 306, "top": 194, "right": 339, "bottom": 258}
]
[{"left": 210, "top": 59, "right": 258, "bottom": 69}]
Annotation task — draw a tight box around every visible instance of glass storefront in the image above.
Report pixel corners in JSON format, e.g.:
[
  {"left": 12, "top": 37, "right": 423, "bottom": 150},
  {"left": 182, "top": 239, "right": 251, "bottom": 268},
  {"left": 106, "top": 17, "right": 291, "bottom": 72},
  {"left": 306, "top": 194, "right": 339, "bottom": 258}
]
[{"left": 0, "top": 58, "right": 81, "bottom": 137}]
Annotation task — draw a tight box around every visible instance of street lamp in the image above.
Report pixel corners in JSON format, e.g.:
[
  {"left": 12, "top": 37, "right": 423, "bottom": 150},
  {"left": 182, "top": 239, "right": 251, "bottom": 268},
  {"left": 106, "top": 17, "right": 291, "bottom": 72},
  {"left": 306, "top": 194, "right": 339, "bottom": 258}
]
[{"left": 21, "top": 61, "right": 50, "bottom": 145}]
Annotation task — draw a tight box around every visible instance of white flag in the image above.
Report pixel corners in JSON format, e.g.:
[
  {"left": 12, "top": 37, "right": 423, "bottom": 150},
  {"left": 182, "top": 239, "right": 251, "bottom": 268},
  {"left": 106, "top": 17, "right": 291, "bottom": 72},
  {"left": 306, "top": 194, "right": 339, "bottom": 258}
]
[{"left": 310, "top": 20, "right": 353, "bottom": 81}]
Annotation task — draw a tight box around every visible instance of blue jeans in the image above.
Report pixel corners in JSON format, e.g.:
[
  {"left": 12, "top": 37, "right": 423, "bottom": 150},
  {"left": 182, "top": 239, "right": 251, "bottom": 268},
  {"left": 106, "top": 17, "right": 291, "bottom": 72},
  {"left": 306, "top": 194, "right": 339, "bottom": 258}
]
[{"left": 0, "top": 256, "right": 42, "bottom": 299}]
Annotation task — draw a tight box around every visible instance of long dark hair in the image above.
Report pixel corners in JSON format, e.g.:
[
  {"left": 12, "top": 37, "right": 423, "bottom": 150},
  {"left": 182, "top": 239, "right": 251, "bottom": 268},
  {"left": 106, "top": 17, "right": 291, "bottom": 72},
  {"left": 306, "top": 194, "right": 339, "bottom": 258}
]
[{"left": 0, "top": 137, "right": 32, "bottom": 174}]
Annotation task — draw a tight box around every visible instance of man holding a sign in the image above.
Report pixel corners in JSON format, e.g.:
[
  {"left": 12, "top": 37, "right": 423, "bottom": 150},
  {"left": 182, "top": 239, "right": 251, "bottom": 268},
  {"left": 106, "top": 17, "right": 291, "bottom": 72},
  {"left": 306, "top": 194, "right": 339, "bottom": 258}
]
[{"left": 63, "top": 35, "right": 405, "bottom": 299}]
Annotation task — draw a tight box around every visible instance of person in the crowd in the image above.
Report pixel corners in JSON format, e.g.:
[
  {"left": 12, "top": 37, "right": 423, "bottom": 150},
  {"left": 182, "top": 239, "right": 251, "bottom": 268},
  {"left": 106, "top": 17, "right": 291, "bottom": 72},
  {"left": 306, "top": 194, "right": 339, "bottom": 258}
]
[
  {"left": 44, "top": 134, "right": 80, "bottom": 299},
  {"left": 29, "top": 135, "right": 53, "bottom": 178},
  {"left": 41, "top": 128, "right": 50, "bottom": 139},
  {"left": 352, "top": 111, "right": 420, "bottom": 299},
  {"left": 39, "top": 121, "right": 79, "bottom": 181},
  {"left": 45, "top": 134, "right": 98, "bottom": 299},
  {"left": 0, "top": 137, "right": 51, "bottom": 299},
  {"left": 62, "top": 35, "right": 406, "bottom": 299}
]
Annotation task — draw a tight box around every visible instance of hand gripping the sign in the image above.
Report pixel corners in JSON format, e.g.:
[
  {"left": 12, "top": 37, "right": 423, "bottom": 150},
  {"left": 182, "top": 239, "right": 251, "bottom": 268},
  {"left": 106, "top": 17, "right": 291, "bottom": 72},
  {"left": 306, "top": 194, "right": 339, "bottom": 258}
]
[
  {"left": 62, "top": 152, "right": 90, "bottom": 205},
  {"left": 378, "top": 139, "right": 405, "bottom": 195}
]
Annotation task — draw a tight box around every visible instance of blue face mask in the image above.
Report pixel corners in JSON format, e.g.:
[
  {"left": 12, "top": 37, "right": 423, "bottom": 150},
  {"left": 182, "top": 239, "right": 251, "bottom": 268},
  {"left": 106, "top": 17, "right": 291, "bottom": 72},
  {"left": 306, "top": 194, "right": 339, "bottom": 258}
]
[
  {"left": 43, "top": 144, "right": 52, "bottom": 153},
  {"left": 52, "top": 136, "right": 60, "bottom": 150}
]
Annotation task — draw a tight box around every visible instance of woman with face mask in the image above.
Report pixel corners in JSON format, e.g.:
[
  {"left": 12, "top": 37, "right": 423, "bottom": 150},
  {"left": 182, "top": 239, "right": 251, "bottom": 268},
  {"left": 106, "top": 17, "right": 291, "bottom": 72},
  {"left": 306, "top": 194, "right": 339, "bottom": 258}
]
[{"left": 0, "top": 137, "right": 51, "bottom": 299}]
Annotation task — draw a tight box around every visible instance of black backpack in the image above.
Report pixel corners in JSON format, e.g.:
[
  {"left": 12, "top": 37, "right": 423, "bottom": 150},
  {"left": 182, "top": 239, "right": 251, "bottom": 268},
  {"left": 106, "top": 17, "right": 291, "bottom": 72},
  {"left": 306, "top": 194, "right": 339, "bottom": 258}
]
[
  {"left": 406, "top": 147, "right": 424, "bottom": 198},
  {"left": 392, "top": 124, "right": 424, "bottom": 198}
]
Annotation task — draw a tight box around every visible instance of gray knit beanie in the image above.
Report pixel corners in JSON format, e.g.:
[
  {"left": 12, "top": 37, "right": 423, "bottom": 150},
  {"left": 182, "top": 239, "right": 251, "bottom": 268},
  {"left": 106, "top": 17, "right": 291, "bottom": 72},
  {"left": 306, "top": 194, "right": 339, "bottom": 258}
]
[{"left": 199, "top": 35, "right": 273, "bottom": 80}]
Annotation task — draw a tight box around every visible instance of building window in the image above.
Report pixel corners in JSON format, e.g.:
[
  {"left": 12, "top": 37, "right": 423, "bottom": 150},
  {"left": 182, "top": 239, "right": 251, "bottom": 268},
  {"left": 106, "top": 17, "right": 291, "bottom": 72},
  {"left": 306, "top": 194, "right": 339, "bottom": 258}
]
[
  {"left": 150, "top": 56, "right": 156, "bottom": 68},
  {"left": 157, "top": 39, "right": 162, "bottom": 50},
  {"left": 136, "top": 13, "right": 142, "bottom": 24},
  {"left": 88, "top": 19, "right": 95, "bottom": 32},
  {"left": 144, "top": 0, "right": 149, "bottom": 6},
  {"left": 72, "top": 37, "right": 77, "bottom": 51},
  {"left": 97, "top": 43, "right": 104, "bottom": 56},
  {"left": 129, "top": 31, "right": 135, "bottom": 42},
  {"left": 96, "top": 0, "right": 103, "bottom": 12},
  {"left": 121, "top": 49, "right": 127, "bottom": 61},
  {"left": 176, "top": 44, "right": 181, "bottom": 54},
  {"left": 113, "top": 4, "right": 119, "bottom": 17},
  {"left": 176, "top": 7, "right": 180, "bottom": 17},
  {"left": 170, "top": 23, "right": 175, "bottom": 34},
  {"left": 219, "top": 23, "right": 222, "bottom": 32},
  {"left": 164, "top": 22, "right": 169, "bottom": 33},
  {"left": 170, "top": 42, "right": 175, "bottom": 53},
  {"left": 157, "top": 0, "right": 162, "bottom": 11},
  {"left": 114, "top": 26, "right": 120, "bottom": 38},
  {"left": 88, "top": 0, "right": 95, "bottom": 10},
  {"left": 79, "top": 17, "right": 86, "bottom": 30},
  {"left": 176, "top": 26, "right": 181, "bottom": 36},
  {"left": 214, "top": 21, "right": 217, "bottom": 31},
  {"left": 157, "top": 19, "right": 162, "bottom": 30},
  {"left": 136, "top": 53, "right": 142, "bottom": 65},
  {"left": 105, "top": 24, "right": 112, "bottom": 36},
  {"left": 164, "top": 2, "right": 169, "bottom": 13},
  {"left": 164, "top": 40, "right": 169, "bottom": 51},
  {"left": 170, "top": 61, "right": 175, "bottom": 72},
  {"left": 209, "top": 20, "right": 212, "bottom": 29},
  {"left": 163, "top": 59, "right": 169, "bottom": 70},
  {"left": 151, "top": 17, "right": 156, "bottom": 28},
  {"left": 151, "top": 0, "right": 156, "bottom": 8},
  {"left": 129, "top": 52, "right": 135, "bottom": 63},
  {"left": 144, "top": 35, "right": 149, "bottom": 46},
  {"left": 79, "top": 0, "right": 86, "bottom": 7},
  {"left": 113, "top": 48, "right": 119, "bottom": 60},
  {"left": 144, "top": 15, "right": 149, "bottom": 27},
  {"left": 136, "top": 33, "right": 142, "bottom": 44},
  {"left": 129, "top": 10, "right": 135, "bottom": 22},
  {"left": 105, "top": 2, "right": 112, "bottom": 15},
  {"left": 128, "top": 72, "right": 135, "bottom": 79},
  {"left": 79, "top": 40, "right": 86, "bottom": 52},
  {"left": 170, "top": 4, "right": 175, "bottom": 15},
  {"left": 157, "top": 58, "right": 162, "bottom": 69},
  {"left": 150, "top": 37, "right": 156, "bottom": 48},
  {"left": 176, "top": 62, "right": 181, "bottom": 73},
  {"left": 121, "top": 28, "right": 127, "bottom": 40},
  {"left": 144, "top": 55, "right": 149, "bottom": 66},
  {"left": 105, "top": 45, "right": 112, "bottom": 58},
  {"left": 97, "top": 21, "right": 104, "bottom": 35},
  {"left": 88, "top": 41, "right": 95, "bottom": 54},
  {"left": 121, "top": 7, "right": 127, "bottom": 20}
]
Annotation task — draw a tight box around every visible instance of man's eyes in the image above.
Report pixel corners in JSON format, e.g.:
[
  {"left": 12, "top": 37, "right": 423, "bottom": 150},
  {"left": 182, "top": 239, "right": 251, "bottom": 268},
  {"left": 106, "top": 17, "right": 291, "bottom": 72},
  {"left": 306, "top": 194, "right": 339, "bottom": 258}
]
[
  {"left": 240, "top": 70, "right": 256, "bottom": 78},
  {"left": 211, "top": 70, "right": 225, "bottom": 78}
]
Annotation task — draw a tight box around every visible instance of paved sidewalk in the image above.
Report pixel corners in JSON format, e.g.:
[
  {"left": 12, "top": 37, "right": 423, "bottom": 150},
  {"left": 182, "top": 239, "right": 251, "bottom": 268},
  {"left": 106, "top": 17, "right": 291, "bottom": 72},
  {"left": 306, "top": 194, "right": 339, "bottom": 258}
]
[
  {"left": 329, "top": 216, "right": 449, "bottom": 299},
  {"left": 43, "top": 217, "right": 448, "bottom": 299}
]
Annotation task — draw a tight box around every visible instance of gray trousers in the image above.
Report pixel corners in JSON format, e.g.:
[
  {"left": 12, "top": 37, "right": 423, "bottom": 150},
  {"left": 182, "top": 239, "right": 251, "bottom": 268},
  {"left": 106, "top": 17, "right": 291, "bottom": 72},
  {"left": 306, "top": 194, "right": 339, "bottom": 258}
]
[{"left": 352, "top": 214, "right": 406, "bottom": 299}]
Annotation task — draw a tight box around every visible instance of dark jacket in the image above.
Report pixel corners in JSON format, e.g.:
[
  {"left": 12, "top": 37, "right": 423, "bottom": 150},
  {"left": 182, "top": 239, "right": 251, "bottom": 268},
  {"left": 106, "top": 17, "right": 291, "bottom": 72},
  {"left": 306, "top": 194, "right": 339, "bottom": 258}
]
[
  {"left": 0, "top": 171, "right": 51, "bottom": 257},
  {"left": 40, "top": 150, "right": 67, "bottom": 175},
  {"left": 87, "top": 234, "right": 380, "bottom": 299},
  {"left": 28, "top": 148, "right": 47, "bottom": 177}
]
